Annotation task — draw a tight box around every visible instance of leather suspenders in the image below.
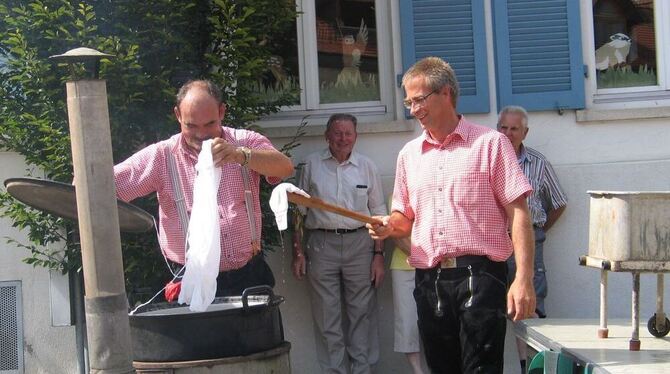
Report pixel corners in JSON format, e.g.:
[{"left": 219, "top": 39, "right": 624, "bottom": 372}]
[{"left": 164, "top": 133, "right": 261, "bottom": 256}]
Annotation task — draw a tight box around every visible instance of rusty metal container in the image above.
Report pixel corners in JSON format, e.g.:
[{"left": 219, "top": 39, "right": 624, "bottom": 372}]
[{"left": 588, "top": 191, "right": 670, "bottom": 261}]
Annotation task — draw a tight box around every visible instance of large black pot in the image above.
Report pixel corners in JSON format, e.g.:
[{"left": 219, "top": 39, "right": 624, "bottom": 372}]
[{"left": 129, "top": 285, "right": 284, "bottom": 362}]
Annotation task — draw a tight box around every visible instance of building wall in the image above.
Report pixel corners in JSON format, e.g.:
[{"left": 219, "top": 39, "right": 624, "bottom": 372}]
[{"left": 0, "top": 152, "right": 78, "bottom": 374}]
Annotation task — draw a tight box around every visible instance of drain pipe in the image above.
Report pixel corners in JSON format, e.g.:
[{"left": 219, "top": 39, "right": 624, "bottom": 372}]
[{"left": 71, "top": 269, "right": 89, "bottom": 374}]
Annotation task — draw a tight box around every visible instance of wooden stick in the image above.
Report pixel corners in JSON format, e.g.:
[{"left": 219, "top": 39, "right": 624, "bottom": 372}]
[{"left": 287, "top": 192, "right": 383, "bottom": 225}]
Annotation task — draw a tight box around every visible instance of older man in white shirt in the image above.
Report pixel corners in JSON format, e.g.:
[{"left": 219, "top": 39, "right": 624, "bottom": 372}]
[{"left": 292, "top": 113, "right": 386, "bottom": 374}]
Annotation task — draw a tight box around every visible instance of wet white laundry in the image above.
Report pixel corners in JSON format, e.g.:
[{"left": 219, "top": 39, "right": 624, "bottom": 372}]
[
  {"left": 269, "top": 183, "right": 310, "bottom": 230},
  {"left": 178, "top": 139, "right": 222, "bottom": 312}
]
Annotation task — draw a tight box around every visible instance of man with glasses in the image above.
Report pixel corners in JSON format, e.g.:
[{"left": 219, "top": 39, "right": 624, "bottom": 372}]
[
  {"left": 368, "top": 57, "right": 535, "bottom": 373},
  {"left": 498, "top": 105, "right": 567, "bottom": 372}
]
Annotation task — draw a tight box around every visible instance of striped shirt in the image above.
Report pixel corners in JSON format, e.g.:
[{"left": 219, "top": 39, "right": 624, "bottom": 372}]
[
  {"left": 392, "top": 117, "right": 532, "bottom": 268},
  {"left": 114, "top": 127, "right": 281, "bottom": 272},
  {"left": 518, "top": 144, "right": 567, "bottom": 227}
]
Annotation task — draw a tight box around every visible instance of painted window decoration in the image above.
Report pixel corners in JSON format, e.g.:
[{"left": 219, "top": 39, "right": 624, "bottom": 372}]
[
  {"left": 315, "top": 0, "right": 379, "bottom": 104},
  {"left": 593, "top": 0, "right": 657, "bottom": 89}
]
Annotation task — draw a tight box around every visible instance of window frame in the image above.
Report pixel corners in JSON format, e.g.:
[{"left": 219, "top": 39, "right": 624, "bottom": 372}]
[
  {"left": 263, "top": 0, "right": 395, "bottom": 127},
  {"left": 590, "top": 0, "right": 670, "bottom": 98}
]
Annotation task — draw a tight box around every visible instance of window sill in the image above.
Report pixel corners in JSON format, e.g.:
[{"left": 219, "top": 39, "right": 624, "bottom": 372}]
[
  {"left": 260, "top": 118, "right": 416, "bottom": 138},
  {"left": 576, "top": 106, "right": 670, "bottom": 123}
]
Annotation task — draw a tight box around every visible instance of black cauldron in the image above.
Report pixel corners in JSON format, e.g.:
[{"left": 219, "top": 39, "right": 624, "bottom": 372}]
[{"left": 129, "top": 285, "right": 284, "bottom": 362}]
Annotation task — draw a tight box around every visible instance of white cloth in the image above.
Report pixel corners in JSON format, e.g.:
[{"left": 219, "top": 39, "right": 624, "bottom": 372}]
[
  {"left": 178, "top": 139, "right": 222, "bottom": 312},
  {"left": 269, "top": 183, "right": 310, "bottom": 230}
]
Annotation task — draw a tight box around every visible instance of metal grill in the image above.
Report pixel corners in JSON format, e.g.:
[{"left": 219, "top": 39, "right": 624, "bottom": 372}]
[{"left": 0, "top": 281, "right": 22, "bottom": 373}]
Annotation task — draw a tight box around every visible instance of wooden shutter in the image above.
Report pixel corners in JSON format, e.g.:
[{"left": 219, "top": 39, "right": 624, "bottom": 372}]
[
  {"left": 493, "top": 0, "right": 585, "bottom": 111},
  {"left": 399, "top": 0, "right": 489, "bottom": 114}
]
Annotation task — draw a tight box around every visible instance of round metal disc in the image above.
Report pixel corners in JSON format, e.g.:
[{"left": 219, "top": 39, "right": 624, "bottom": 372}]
[{"left": 3, "top": 177, "right": 154, "bottom": 233}]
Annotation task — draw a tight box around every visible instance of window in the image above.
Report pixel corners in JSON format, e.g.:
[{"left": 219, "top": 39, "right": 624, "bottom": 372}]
[
  {"left": 593, "top": 0, "right": 665, "bottom": 93},
  {"left": 262, "top": 0, "right": 393, "bottom": 125}
]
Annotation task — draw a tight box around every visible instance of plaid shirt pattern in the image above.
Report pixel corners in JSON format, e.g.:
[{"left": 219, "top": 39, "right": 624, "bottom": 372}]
[
  {"left": 392, "top": 117, "right": 532, "bottom": 268},
  {"left": 114, "top": 127, "right": 280, "bottom": 271}
]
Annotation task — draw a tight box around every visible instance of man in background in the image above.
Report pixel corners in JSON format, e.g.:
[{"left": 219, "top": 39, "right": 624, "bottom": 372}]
[
  {"left": 498, "top": 105, "right": 568, "bottom": 372},
  {"left": 292, "top": 113, "right": 386, "bottom": 374}
]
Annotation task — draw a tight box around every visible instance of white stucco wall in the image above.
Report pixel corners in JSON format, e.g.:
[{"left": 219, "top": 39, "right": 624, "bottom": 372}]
[{"left": 0, "top": 152, "right": 78, "bottom": 374}]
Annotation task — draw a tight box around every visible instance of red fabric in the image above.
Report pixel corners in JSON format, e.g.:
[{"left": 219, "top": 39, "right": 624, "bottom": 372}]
[
  {"left": 164, "top": 280, "right": 181, "bottom": 302},
  {"left": 392, "top": 117, "right": 532, "bottom": 268},
  {"left": 114, "top": 127, "right": 281, "bottom": 271}
]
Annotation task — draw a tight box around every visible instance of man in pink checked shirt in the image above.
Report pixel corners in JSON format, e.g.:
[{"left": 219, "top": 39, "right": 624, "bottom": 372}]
[
  {"left": 114, "top": 79, "right": 293, "bottom": 297},
  {"left": 367, "top": 57, "right": 535, "bottom": 374}
]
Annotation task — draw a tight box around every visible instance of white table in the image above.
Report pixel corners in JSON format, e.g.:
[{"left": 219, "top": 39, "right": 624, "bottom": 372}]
[{"left": 514, "top": 319, "right": 670, "bottom": 373}]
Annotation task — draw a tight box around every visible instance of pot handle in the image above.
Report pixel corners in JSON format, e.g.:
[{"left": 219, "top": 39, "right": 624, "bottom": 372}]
[{"left": 241, "top": 285, "right": 275, "bottom": 310}]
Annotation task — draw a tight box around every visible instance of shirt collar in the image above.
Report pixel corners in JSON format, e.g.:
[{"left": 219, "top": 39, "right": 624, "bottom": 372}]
[
  {"left": 321, "top": 148, "right": 359, "bottom": 166},
  {"left": 421, "top": 115, "right": 468, "bottom": 151},
  {"left": 517, "top": 143, "right": 528, "bottom": 164}
]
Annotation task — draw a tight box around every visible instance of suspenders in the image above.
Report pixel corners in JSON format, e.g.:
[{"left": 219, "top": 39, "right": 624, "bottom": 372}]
[{"left": 164, "top": 133, "right": 261, "bottom": 257}]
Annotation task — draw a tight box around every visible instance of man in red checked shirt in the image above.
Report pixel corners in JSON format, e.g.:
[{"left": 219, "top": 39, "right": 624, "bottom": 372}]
[
  {"left": 367, "top": 57, "right": 535, "bottom": 374},
  {"left": 114, "top": 79, "right": 293, "bottom": 297}
]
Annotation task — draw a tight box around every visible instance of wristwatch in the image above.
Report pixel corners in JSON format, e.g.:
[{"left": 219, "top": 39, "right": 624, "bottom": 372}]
[{"left": 238, "top": 146, "right": 252, "bottom": 166}]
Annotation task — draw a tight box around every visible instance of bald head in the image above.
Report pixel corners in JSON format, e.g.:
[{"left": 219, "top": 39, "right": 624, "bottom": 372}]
[
  {"left": 176, "top": 80, "right": 223, "bottom": 108},
  {"left": 497, "top": 105, "right": 529, "bottom": 154}
]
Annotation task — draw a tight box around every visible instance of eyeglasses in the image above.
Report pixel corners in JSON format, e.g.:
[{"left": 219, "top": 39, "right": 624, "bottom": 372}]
[{"left": 403, "top": 89, "right": 438, "bottom": 109}]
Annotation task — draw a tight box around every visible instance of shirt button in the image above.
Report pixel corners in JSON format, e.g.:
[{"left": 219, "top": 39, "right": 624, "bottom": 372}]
[
  {"left": 438, "top": 209, "right": 442, "bottom": 213},
  {"left": 439, "top": 232, "right": 444, "bottom": 235},
  {"left": 438, "top": 188, "right": 442, "bottom": 192}
]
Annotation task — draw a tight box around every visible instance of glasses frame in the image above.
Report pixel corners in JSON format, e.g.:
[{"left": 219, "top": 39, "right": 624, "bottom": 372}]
[{"left": 403, "top": 89, "right": 439, "bottom": 109}]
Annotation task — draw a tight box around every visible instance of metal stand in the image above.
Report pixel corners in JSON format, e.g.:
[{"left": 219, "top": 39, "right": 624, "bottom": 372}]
[{"left": 580, "top": 255, "right": 670, "bottom": 351}]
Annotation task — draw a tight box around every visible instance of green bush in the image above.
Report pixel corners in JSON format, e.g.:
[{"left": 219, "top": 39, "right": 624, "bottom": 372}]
[{"left": 0, "top": 0, "right": 299, "bottom": 300}]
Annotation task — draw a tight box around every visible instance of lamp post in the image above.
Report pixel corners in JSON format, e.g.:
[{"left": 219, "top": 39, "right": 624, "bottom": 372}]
[{"left": 50, "top": 47, "right": 134, "bottom": 373}]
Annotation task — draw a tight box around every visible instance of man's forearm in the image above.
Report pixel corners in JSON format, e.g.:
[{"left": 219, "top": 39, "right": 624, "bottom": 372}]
[
  {"left": 512, "top": 219, "right": 534, "bottom": 280},
  {"left": 507, "top": 197, "right": 534, "bottom": 280},
  {"left": 388, "top": 211, "right": 412, "bottom": 239},
  {"left": 246, "top": 149, "right": 294, "bottom": 178}
]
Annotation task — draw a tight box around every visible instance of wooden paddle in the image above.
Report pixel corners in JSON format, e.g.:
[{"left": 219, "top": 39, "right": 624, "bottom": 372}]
[{"left": 287, "top": 192, "right": 383, "bottom": 226}]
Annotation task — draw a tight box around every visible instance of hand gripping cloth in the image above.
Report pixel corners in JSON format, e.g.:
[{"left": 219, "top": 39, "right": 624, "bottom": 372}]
[{"left": 269, "top": 183, "right": 310, "bottom": 231}]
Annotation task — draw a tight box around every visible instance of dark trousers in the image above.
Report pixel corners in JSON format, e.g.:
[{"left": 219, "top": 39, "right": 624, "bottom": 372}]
[
  {"left": 414, "top": 258, "right": 508, "bottom": 374},
  {"left": 215, "top": 254, "right": 275, "bottom": 297}
]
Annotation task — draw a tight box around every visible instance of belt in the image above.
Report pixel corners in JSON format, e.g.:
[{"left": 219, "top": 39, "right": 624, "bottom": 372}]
[
  {"left": 314, "top": 226, "right": 365, "bottom": 234},
  {"left": 438, "top": 255, "right": 490, "bottom": 269}
]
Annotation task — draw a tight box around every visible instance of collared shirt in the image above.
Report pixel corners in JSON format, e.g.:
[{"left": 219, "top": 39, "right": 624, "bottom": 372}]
[
  {"left": 114, "top": 126, "right": 281, "bottom": 272},
  {"left": 518, "top": 144, "right": 567, "bottom": 227},
  {"left": 392, "top": 117, "right": 532, "bottom": 268},
  {"left": 299, "top": 149, "right": 387, "bottom": 230}
]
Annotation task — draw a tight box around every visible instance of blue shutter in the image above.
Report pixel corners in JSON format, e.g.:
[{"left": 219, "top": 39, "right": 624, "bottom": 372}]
[
  {"left": 399, "top": 0, "right": 489, "bottom": 114},
  {"left": 493, "top": 0, "right": 585, "bottom": 111}
]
